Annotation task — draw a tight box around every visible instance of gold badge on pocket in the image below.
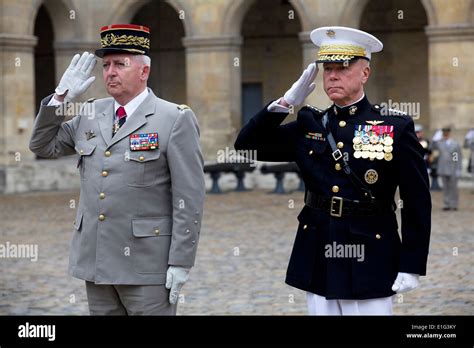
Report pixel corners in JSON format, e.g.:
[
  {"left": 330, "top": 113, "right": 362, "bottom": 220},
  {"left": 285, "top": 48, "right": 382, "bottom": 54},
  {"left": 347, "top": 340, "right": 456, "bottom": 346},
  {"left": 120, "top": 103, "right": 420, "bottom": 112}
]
[{"left": 365, "top": 169, "right": 379, "bottom": 184}]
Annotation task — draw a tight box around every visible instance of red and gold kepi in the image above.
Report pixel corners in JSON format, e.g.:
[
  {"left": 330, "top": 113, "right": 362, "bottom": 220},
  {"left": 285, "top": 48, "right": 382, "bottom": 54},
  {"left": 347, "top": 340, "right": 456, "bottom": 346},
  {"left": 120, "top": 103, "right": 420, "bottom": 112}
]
[{"left": 95, "top": 24, "right": 150, "bottom": 58}]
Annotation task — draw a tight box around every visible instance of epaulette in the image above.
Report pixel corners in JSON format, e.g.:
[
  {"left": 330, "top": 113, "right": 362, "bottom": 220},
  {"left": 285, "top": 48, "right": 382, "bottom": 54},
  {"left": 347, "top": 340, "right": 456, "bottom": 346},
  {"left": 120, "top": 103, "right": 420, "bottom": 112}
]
[
  {"left": 177, "top": 104, "right": 190, "bottom": 111},
  {"left": 304, "top": 104, "right": 324, "bottom": 114},
  {"left": 372, "top": 104, "right": 409, "bottom": 117},
  {"left": 387, "top": 108, "right": 408, "bottom": 116}
]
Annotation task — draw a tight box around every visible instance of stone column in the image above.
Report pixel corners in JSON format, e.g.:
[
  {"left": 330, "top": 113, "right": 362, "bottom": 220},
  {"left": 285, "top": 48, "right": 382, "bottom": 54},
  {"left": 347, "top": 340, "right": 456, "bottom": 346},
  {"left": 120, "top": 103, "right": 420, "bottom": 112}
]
[
  {"left": 183, "top": 35, "right": 243, "bottom": 161},
  {"left": 0, "top": 33, "right": 38, "bottom": 165},
  {"left": 425, "top": 25, "right": 474, "bottom": 136},
  {"left": 299, "top": 31, "right": 331, "bottom": 109}
]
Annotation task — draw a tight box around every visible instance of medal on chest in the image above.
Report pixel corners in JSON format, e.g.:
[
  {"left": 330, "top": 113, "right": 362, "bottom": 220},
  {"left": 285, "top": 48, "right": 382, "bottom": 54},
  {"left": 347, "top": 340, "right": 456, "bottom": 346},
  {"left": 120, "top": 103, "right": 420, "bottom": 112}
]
[{"left": 353, "top": 124, "right": 394, "bottom": 161}]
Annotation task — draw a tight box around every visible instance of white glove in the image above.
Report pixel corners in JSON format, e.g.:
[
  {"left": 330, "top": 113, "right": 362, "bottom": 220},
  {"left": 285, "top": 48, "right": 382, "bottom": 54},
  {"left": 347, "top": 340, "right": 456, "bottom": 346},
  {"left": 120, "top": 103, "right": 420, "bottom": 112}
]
[
  {"left": 165, "top": 266, "right": 190, "bottom": 304},
  {"left": 391, "top": 272, "right": 420, "bottom": 293},
  {"left": 282, "top": 63, "right": 318, "bottom": 106},
  {"left": 55, "top": 51, "right": 96, "bottom": 102}
]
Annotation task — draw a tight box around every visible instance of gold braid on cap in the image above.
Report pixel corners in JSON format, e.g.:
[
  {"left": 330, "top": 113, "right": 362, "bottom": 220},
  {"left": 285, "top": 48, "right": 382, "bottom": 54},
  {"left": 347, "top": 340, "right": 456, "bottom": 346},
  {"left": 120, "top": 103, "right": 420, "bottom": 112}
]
[
  {"left": 101, "top": 33, "right": 150, "bottom": 49},
  {"left": 318, "top": 44, "right": 366, "bottom": 59}
]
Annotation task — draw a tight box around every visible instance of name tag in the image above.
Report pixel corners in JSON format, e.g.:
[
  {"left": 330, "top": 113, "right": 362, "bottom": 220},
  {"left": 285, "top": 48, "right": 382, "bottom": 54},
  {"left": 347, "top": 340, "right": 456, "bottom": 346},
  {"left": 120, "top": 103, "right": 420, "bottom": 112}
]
[{"left": 130, "top": 133, "right": 159, "bottom": 151}]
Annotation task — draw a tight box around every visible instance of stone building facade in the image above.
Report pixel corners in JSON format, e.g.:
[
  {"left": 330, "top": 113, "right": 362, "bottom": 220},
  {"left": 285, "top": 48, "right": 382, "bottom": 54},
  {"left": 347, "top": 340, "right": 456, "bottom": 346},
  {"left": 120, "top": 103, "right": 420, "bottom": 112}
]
[{"left": 0, "top": 0, "right": 473, "bottom": 193}]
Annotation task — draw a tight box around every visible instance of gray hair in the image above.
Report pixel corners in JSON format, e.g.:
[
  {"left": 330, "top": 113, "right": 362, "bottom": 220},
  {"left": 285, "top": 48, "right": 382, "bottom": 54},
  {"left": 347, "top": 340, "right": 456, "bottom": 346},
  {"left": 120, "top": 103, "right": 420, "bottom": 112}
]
[{"left": 133, "top": 54, "right": 151, "bottom": 67}]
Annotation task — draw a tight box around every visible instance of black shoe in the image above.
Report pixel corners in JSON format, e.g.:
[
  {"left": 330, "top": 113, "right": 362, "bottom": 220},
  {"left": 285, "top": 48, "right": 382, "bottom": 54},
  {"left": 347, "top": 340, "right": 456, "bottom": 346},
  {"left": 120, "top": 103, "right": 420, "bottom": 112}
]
[{"left": 442, "top": 207, "right": 451, "bottom": 211}]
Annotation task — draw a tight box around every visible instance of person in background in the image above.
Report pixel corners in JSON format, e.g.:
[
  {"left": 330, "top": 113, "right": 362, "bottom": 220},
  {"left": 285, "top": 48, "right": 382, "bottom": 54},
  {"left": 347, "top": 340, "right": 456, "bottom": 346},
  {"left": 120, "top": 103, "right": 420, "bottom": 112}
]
[
  {"left": 464, "top": 128, "right": 474, "bottom": 193},
  {"left": 431, "top": 126, "right": 462, "bottom": 211},
  {"left": 415, "top": 124, "right": 430, "bottom": 172},
  {"left": 428, "top": 129, "right": 442, "bottom": 191}
]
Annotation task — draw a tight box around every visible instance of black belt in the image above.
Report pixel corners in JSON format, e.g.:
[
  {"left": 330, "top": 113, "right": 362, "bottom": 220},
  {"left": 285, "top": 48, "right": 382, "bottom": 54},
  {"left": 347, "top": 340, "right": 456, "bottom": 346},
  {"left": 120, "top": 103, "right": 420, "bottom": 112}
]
[{"left": 305, "top": 191, "right": 394, "bottom": 217}]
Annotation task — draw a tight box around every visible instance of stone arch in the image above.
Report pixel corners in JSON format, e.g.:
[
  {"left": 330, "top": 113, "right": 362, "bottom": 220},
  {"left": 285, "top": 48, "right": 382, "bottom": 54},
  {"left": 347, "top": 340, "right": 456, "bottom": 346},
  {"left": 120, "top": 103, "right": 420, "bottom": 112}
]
[
  {"left": 239, "top": 0, "right": 303, "bottom": 126},
  {"left": 131, "top": 0, "right": 187, "bottom": 103},
  {"left": 107, "top": 0, "right": 194, "bottom": 37},
  {"left": 29, "top": 0, "right": 84, "bottom": 40},
  {"left": 339, "top": 0, "right": 438, "bottom": 27},
  {"left": 470, "top": 0, "right": 474, "bottom": 23},
  {"left": 33, "top": 4, "right": 56, "bottom": 110},
  {"left": 222, "top": 0, "right": 311, "bottom": 35},
  {"left": 360, "top": 0, "right": 430, "bottom": 128}
]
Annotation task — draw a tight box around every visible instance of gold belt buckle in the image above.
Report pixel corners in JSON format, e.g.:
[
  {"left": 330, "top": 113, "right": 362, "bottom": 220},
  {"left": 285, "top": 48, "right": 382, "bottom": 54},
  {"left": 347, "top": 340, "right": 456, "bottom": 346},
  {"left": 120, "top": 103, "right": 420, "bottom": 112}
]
[{"left": 330, "top": 196, "right": 343, "bottom": 217}]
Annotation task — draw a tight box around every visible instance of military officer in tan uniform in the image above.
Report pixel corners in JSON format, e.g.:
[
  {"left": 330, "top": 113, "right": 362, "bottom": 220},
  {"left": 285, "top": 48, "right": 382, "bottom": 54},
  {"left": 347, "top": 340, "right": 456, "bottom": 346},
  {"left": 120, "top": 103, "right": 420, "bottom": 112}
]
[{"left": 29, "top": 24, "right": 205, "bottom": 315}]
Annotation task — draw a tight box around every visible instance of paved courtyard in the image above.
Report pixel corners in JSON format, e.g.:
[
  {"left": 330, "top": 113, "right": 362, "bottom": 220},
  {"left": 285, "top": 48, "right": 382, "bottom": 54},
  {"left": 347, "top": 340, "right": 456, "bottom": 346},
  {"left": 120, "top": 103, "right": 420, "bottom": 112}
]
[{"left": 0, "top": 187, "right": 472, "bottom": 315}]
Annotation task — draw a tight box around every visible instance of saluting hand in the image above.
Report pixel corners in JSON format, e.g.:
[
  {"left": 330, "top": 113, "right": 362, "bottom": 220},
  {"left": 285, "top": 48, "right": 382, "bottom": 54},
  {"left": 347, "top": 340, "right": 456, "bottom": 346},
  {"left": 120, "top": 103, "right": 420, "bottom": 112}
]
[
  {"left": 55, "top": 51, "right": 97, "bottom": 102},
  {"left": 281, "top": 62, "right": 318, "bottom": 107}
]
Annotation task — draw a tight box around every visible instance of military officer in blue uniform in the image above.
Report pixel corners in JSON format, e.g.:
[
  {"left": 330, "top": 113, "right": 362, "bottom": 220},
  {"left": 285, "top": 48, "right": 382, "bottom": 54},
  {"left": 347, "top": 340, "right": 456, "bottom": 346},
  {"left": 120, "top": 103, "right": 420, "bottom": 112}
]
[{"left": 235, "top": 27, "right": 431, "bottom": 315}]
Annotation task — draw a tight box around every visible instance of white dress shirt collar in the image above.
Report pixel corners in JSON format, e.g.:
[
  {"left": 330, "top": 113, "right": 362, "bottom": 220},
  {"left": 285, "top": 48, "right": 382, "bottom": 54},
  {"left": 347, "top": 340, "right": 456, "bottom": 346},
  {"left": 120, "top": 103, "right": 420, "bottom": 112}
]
[
  {"left": 335, "top": 93, "right": 365, "bottom": 108},
  {"left": 114, "top": 87, "right": 149, "bottom": 118}
]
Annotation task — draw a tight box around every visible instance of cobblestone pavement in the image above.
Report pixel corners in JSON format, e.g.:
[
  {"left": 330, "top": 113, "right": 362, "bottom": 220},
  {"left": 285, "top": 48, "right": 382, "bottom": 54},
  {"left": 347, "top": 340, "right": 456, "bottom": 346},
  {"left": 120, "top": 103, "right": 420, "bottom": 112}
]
[{"left": 0, "top": 188, "right": 472, "bottom": 315}]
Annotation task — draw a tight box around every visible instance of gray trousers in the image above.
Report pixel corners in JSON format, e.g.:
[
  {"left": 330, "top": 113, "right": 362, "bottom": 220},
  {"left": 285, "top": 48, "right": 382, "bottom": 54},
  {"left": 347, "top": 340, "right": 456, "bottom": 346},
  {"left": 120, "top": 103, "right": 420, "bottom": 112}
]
[
  {"left": 441, "top": 175, "right": 459, "bottom": 209},
  {"left": 85, "top": 281, "right": 177, "bottom": 315}
]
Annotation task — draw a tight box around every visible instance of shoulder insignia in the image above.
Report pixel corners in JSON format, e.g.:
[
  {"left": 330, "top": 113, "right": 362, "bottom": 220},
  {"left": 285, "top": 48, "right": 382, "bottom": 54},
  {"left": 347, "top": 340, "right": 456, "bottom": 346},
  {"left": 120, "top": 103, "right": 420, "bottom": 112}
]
[
  {"left": 372, "top": 104, "right": 408, "bottom": 117},
  {"left": 177, "top": 104, "right": 190, "bottom": 111},
  {"left": 303, "top": 104, "right": 326, "bottom": 115},
  {"left": 87, "top": 98, "right": 96, "bottom": 103},
  {"left": 306, "top": 104, "right": 323, "bottom": 112},
  {"left": 387, "top": 108, "right": 408, "bottom": 116}
]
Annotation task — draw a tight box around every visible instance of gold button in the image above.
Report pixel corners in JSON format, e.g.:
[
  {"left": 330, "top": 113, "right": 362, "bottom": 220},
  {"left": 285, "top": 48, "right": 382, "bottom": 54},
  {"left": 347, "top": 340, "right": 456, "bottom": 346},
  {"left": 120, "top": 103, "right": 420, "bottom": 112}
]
[
  {"left": 309, "top": 150, "right": 314, "bottom": 155},
  {"left": 339, "top": 120, "right": 346, "bottom": 128},
  {"left": 105, "top": 151, "right": 111, "bottom": 157},
  {"left": 376, "top": 234, "right": 381, "bottom": 240},
  {"left": 155, "top": 229, "right": 160, "bottom": 235},
  {"left": 194, "top": 220, "right": 198, "bottom": 225},
  {"left": 102, "top": 171, "right": 108, "bottom": 177},
  {"left": 332, "top": 185, "right": 340, "bottom": 193},
  {"left": 80, "top": 150, "right": 84, "bottom": 155},
  {"left": 337, "top": 142, "right": 344, "bottom": 149},
  {"left": 99, "top": 193, "right": 105, "bottom": 199},
  {"left": 99, "top": 214, "right": 105, "bottom": 221},
  {"left": 335, "top": 163, "right": 342, "bottom": 171},
  {"left": 303, "top": 224, "right": 308, "bottom": 230},
  {"left": 139, "top": 156, "right": 145, "bottom": 162}
]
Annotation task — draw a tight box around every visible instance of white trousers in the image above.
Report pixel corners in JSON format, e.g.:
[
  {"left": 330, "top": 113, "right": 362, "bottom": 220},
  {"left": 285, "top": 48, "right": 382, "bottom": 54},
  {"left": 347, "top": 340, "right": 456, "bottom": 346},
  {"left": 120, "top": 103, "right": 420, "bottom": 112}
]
[{"left": 307, "top": 292, "right": 393, "bottom": 315}]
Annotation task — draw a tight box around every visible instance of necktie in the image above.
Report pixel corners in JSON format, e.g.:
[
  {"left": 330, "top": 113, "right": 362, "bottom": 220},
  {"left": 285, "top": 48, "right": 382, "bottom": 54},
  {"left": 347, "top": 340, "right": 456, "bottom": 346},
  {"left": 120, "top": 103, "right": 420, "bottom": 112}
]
[{"left": 113, "top": 106, "right": 127, "bottom": 135}]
